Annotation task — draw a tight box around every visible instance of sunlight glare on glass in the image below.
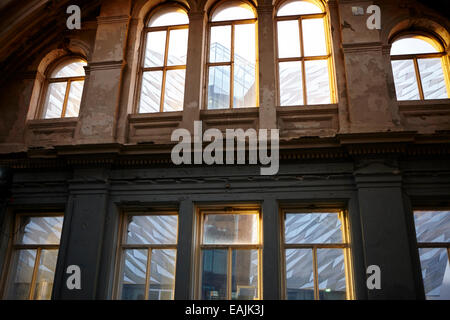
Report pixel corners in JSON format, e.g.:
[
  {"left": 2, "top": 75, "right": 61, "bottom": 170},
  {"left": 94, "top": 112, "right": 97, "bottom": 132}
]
[
  {"left": 277, "top": 0, "right": 323, "bottom": 16},
  {"left": 52, "top": 60, "right": 86, "bottom": 78},
  {"left": 148, "top": 9, "right": 189, "bottom": 27},
  {"left": 391, "top": 37, "right": 440, "bottom": 55},
  {"left": 211, "top": 2, "right": 255, "bottom": 22}
]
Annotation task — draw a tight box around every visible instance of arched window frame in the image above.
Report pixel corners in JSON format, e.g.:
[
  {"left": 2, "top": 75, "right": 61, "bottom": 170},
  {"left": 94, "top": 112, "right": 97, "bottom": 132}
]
[
  {"left": 390, "top": 32, "right": 450, "bottom": 101},
  {"left": 205, "top": 0, "right": 259, "bottom": 110},
  {"left": 274, "top": 0, "right": 336, "bottom": 106},
  {"left": 38, "top": 56, "right": 87, "bottom": 119},
  {"left": 136, "top": 3, "right": 190, "bottom": 114}
]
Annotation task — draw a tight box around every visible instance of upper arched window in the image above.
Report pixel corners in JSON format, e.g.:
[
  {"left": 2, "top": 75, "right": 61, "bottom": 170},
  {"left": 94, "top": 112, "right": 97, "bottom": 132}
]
[
  {"left": 276, "top": 0, "right": 333, "bottom": 106},
  {"left": 390, "top": 35, "right": 449, "bottom": 101},
  {"left": 42, "top": 59, "right": 86, "bottom": 119},
  {"left": 138, "top": 6, "right": 189, "bottom": 113},
  {"left": 206, "top": 1, "right": 258, "bottom": 109}
]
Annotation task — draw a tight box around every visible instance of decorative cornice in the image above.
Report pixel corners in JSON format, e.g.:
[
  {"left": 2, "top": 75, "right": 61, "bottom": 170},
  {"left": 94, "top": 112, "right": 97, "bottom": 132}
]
[
  {"left": 97, "top": 15, "right": 131, "bottom": 25},
  {"left": 342, "top": 42, "right": 384, "bottom": 54},
  {"left": 88, "top": 60, "right": 126, "bottom": 71}
]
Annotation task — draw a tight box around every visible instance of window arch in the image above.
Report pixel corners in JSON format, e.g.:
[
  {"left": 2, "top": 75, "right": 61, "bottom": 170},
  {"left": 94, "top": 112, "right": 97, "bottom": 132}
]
[
  {"left": 206, "top": 1, "right": 258, "bottom": 110},
  {"left": 275, "top": 0, "right": 334, "bottom": 106},
  {"left": 390, "top": 35, "right": 449, "bottom": 101},
  {"left": 138, "top": 6, "right": 189, "bottom": 113},
  {"left": 41, "top": 58, "right": 86, "bottom": 119}
]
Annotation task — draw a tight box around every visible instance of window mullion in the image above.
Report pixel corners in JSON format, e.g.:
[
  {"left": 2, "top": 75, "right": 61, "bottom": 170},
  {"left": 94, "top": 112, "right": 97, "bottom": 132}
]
[
  {"left": 61, "top": 80, "right": 71, "bottom": 118},
  {"left": 144, "top": 247, "right": 152, "bottom": 300},
  {"left": 312, "top": 246, "right": 319, "bottom": 300},
  {"left": 413, "top": 58, "right": 425, "bottom": 100},
  {"left": 230, "top": 23, "right": 235, "bottom": 109},
  {"left": 298, "top": 18, "right": 307, "bottom": 105},
  {"left": 227, "top": 247, "right": 232, "bottom": 300},
  {"left": 28, "top": 247, "right": 41, "bottom": 300},
  {"left": 160, "top": 28, "right": 171, "bottom": 112}
]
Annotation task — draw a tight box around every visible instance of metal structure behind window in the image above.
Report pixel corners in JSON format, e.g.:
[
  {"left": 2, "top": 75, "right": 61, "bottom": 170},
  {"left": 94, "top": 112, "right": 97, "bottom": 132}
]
[
  {"left": 276, "top": 0, "right": 335, "bottom": 106},
  {"left": 390, "top": 36, "right": 450, "bottom": 101},
  {"left": 138, "top": 6, "right": 189, "bottom": 113}
]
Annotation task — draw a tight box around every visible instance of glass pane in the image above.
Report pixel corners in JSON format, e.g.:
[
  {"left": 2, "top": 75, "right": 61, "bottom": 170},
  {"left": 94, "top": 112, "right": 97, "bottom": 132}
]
[
  {"left": 126, "top": 215, "right": 178, "bottom": 245},
  {"left": 210, "top": 25, "right": 231, "bottom": 63},
  {"left": 203, "top": 214, "right": 259, "bottom": 245},
  {"left": 121, "top": 249, "right": 147, "bottom": 300},
  {"left": 391, "top": 60, "right": 420, "bottom": 101},
  {"left": 201, "top": 249, "right": 228, "bottom": 300},
  {"left": 419, "top": 248, "right": 450, "bottom": 300},
  {"left": 391, "top": 37, "right": 440, "bottom": 55},
  {"left": 43, "top": 82, "right": 67, "bottom": 119},
  {"left": 302, "top": 18, "right": 327, "bottom": 57},
  {"left": 418, "top": 58, "right": 448, "bottom": 99},
  {"left": 148, "top": 249, "right": 176, "bottom": 300},
  {"left": 279, "top": 61, "right": 303, "bottom": 106},
  {"left": 305, "top": 59, "right": 331, "bottom": 105},
  {"left": 285, "top": 249, "right": 315, "bottom": 300},
  {"left": 17, "top": 216, "right": 63, "bottom": 245},
  {"left": 212, "top": 2, "right": 255, "bottom": 22},
  {"left": 164, "top": 69, "right": 185, "bottom": 112},
  {"left": 277, "top": 20, "right": 301, "bottom": 58},
  {"left": 148, "top": 9, "right": 188, "bottom": 27},
  {"left": 6, "top": 250, "right": 36, "bottom": 300},
  {"left": 414, "top": 211, "right": 450, "bottom": 243},
  {"left": 33, "top": 249, "right": 58, "bottom": 300},
  {"left": 51, "top": 60, "right": 86, "bottom": 78},
  {"left": 144, "top": 31, "right": 166, "bottom": 68},
  {"left": 285, "top": 212, "right": 343, "bottom": 244},
  {"left": 278, "top": 0, "right": 323, "bottom": 16},
  {"left": 317, "top": 249, "right": 347, "bottom": 300},
  {"left": 208, "top": 65, "right": 230, "bottom": 109},
  {"left": 139, "top": 71, "right": 163, "bottom": 113},
  {"left": 231, "top": 250, "right": 258, "bottom": 300},
  {"left": 167, "top": 29, "right": 188, "bottom": 66},
  {"left": 65, "top": 80, "right": 84, "bottom": 117}
]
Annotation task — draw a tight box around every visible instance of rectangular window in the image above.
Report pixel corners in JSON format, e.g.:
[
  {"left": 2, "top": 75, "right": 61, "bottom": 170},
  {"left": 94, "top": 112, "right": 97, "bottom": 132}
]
[
  {"left": 116, "top": 212, "right": 178, "bottom": 300},
  {"left": 3, "top": 214, "right": 64, "bottom": 300},
  {"left": 198, "top": 207, "right": 261, "bottom": 300},
  {"left": 282, "top": 209, "right": 353, "bottom": 300},
  {"left": 413, "top": 210, "right": 450, "bottom": 300}
]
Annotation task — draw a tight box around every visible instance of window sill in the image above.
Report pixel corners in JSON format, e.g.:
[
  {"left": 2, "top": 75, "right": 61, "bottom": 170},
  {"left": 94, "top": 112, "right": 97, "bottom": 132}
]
[{"left": 26, "top": 117, "right": 78, "bottom": 146}]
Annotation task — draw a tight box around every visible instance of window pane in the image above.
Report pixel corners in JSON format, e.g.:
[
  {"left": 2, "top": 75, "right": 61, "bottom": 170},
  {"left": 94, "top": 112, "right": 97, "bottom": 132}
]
[
  {"left": 148, "top": 249, "right": 176, "bottom": 300},
  {"left": 285, "top": 212, "right": 343, "bottom": 244},
  {"left": 17, "top": 216, "right": 63, "bottom": 245},
  {"left": 279, "top": 61, "right": 303, "bottom": 106},
  {"left": 43, "top": 82, "right": 67, "bottom": 119},
  {"left": 419, "top": 248, "right": 450, "bottom": 300},
  {"left": 391, "top": 38, "right": 440, "bottom": 55},
  {"left": 414, "top": 211, "right": 450, "bottom": 243},
  {"left": 6, "top": 249, "right": 36, "bottom": 300},
  {"left": 139, "top": 71, "right": 163, "bottom": 113},
  {"left": 231, "top": 249, "right": 258, "bottom": 300},
  {"left": 148, "top": 9, "right": 188, "bottom": 27},
  {"left": 144, "top": 31, "right": 166, "bottom": 68},
  {"left": 121, "top": 249, "right": 147, "bottom": 300},
  {"left": 234, "top": 24, "right": 256, "bottom": 108},
  {"left": 51, "top": 60, "right": 86, "bottom": 78},
  {"left": 33, "top": 249, "right": 58, "bottom": 300},
  {"left": 212, "top": 2, "right": 255, "bottom": 22},
  {"left": 126, "top": 215, "right": 178, "bottom": 245},
  {"left": 317, "top": 249, "right": 347, "bottom": 300},
  {"left": 418, "top": 58, "right": 448, "bottom": 99},
  {"left": 305, "top": 59, "right": 331, "bottom": 105},
  {"left": 391, "top": 60, "right": 420, "bottom": 101},
  {"left": 65, "top": 80, "right": 84, "bottom": 117},
  {"left": 285, "top": 249, "right": 314, "bottom": 300},
  {"left": 210, "top": 26, "right": 231, "bottom": 63},
  {"left": 302, "top": 18, "right": 327, "bottom": 57},
  {"left": 203, "top": 214, "right": 258, "bottom": 245},
  {"left": 278, "top": 0, "right": 323, "bottom": 16},
  {"left": 163, "top": 69, "right": 185, "bottom": 112},
  {"left": 167, "top": 29, "right": 188, "bottom": 66},
  {"left": 277, "top": 20, "right": 301, "bottom": 58},
  {"left": 201, "top": 249, "right": 228, "bottom": 300},
  {"left": 208, "top": 65, "right": 230, "bottom": 109}
]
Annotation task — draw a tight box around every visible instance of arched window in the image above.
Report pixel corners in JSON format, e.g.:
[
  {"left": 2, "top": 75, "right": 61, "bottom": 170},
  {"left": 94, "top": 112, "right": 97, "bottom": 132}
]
[
  {"left": 390, "top": 35, "right": 449, "bottom": 101},
  {"left": 138, "top": 6, "right": 189, "bottom": 113},
  {"left": 276, "top": 0, "right": 333, "bottom": 106},
  {"left": 42, "top": 59, "right": 86, "bottom": 119},
  {"left": 206, "top": 1, "right": 258, "bottom": 109}
]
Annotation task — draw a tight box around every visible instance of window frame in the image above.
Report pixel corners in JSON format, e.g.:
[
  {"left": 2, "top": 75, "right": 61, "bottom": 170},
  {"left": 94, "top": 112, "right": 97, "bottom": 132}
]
[
  {"left": 274, "top": 0, "right": 336, "bottom": 106},
  {"left": 390, "top": 33, "right": 450, "bottom": 101},
  {"left": 38, "top": 57, "right": 87, "bottom": 119},
  {"left": 204, "top": 0, "right": 259, "bottom": 110},
  {"left": 195, "top": 205, "right": 263, "bottom": 300},
  {"left": 135, "top": 4, "right": 189, "bottom": 114},
  {"left": 280, "top": 207, "right": 354, "bottom": 300},
  {"left": 114, "top": 209, "right": 179, "bottom": 300},
  {"left": 1, "top": 212, "right": 64, "bottom": 300}
]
